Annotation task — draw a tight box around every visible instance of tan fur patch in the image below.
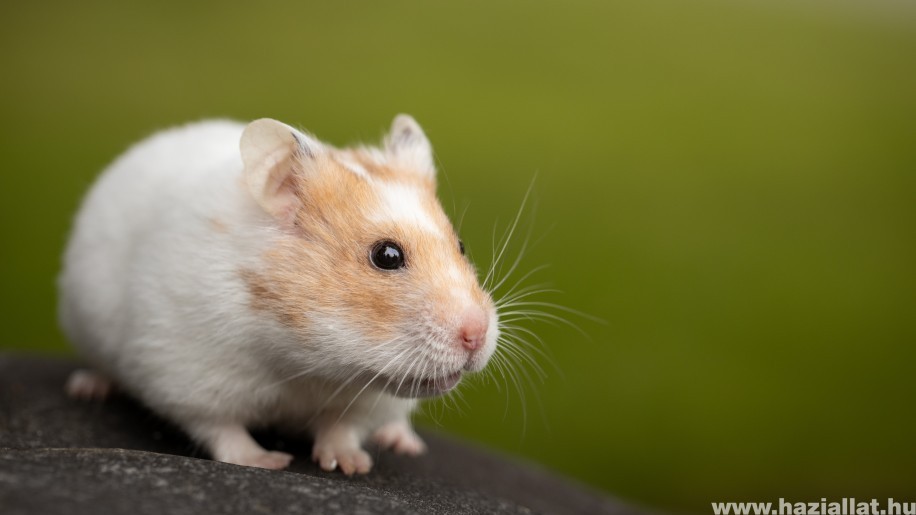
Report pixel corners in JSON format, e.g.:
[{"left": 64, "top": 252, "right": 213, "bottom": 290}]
[{"left": 243, "top": 143, "right": 492, "bottom": 350}]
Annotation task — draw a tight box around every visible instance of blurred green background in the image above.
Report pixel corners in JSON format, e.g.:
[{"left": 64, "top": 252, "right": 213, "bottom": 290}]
[{"left": 2, "top": 0, "right": 915, "bottom": 512}]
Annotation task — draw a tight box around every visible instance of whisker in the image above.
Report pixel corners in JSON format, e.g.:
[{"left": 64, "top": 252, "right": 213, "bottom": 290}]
[
  {"left": 499, "top": 301, "right": 606, "bottom": 325},
  {"left": 498, "top": 337, "right": 548, "bottom": 381},
  {"left": 394, "top": 347, "right": 425, "bottom": 399},
  {"left": 483, "top": 177, "right": 536, "bottom": 291},
  {"left": 456, "top": 201, "right": 471, "bottom": 236},
  {"left": 368, "top": 344, "right": 424, "bottom": 415},
  {"left": 499, "top": 329, "right": 561, "bottom": 377},
  {"left": 490, "top": 353, "right": 513, "bottom": 420},
  {"left": 496, "top": 283, "right": 559, "bottom": 309},
  {"left": 334, "top": 345, "right": 413, "bottom": 425},
  {"left": 303, "top": 335, "right": 412, "bottom": 425},
  {"left": 488, "top": 209, "right": 537, "bottom": 295},
  {"left": 499, "top": 346, "right": 529, "bottom": 437}
]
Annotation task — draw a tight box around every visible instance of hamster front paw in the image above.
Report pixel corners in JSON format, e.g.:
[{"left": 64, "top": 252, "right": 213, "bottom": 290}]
[
  {"left": 65, "top": 369, "right": 113, "bottom": 401},
  {"left": 311, "top": 441, "right": 373, "bottom": 475},
  {"left": 372, "top": 420, "right": 427, "bottom": 456},
  {"left": 311, "top": 422, "right": 373, "bottom": 475}
]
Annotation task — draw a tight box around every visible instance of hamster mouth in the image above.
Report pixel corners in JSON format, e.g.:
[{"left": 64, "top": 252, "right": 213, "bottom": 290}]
[
  {"left": 379, "top": 371, "right": 463, "bottom": 398},
  {"left": 416, "top": 371, "right": 462, "bottom": 397}
]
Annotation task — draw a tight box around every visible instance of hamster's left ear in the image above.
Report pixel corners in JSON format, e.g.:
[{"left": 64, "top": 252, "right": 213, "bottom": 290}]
[
  {"left": 385, "top": 114, "right": 435, "bottom": 179},
  {"left": 240, "top": 118, "right": 322, "bottom": 226}
]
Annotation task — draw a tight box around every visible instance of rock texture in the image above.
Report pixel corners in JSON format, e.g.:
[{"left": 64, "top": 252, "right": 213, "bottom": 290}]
[{"left": 0, "top": 354, "right": 646, "bottom": 515}]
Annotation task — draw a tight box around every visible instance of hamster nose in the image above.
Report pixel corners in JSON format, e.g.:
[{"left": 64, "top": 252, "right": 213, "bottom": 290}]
[{"left": 458, "top": 308, "right": 488, "bottom": 352}]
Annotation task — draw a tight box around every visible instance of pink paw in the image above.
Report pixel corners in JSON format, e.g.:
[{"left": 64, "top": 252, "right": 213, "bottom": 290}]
[
  {"left": 312, "top": 443, "right": 373, "bottom": 475},
  {"left": 372, "top": 421, "right": 427, "bottom": 456},
  {"left": 221, "top": 450, "right": 294, "bottom": 470},
  {"left": 65, "top": 369, "right": 113, "bottom": 401}
]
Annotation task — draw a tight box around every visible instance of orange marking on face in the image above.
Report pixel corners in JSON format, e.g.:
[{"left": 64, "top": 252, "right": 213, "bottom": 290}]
[{"left": 243, "top": 150, "right": 493, "bottom": 349}]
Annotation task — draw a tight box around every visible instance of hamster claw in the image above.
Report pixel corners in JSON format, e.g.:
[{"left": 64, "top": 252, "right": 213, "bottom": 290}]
[{"left": 312, "top": 444, "right": 372, "bottom": 475}]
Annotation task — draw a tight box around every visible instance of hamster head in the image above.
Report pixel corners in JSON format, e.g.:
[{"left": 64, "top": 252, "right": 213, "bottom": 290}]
[{"left": 240, "top": 115, "right": 498, "bottom": 398}]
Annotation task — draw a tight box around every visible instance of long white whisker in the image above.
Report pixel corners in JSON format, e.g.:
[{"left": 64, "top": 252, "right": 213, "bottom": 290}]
[
  {"left": 500, "top": 329, "right": 559, "bottom": 376},
  {"left": 484, "top": 177, "right": 536, "bottom": 290},
  {"left": 394, "top": 346, "right": 424, "bottom": 399},
  {"left": 496, "top": 284, "right": 558, "bottom": 309},
  {"left": 489, "top": 209, "right": 537, "bottom": 294},
  {"left": 303, "top": 335, "right": 412, "bottom": 425},
  {"left": 368, "top": 344, "right": 424, "bottom": 415},
  {"left": 499, "top": 301, "right": 606, "bottom": 324},
  {"left": 335, "top": 345, "right": 412, "bottom": 425},
  {"left": 498, "top": 338, "right": 548, "bottom": 381},
  {"left": 501, "top": 347, "right": 528, "bottom": 437}
]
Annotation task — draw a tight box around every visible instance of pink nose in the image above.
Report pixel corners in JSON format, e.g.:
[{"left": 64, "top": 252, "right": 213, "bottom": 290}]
[{"left": 459, "top": 308, "right": 488, "bottom": 352}]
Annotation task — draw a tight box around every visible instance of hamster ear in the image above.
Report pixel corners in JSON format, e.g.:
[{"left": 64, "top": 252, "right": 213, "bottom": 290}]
[
  {"left": 385, "top": 114, "right": 435, "bottom": 179},
  {"left": 240, "top": 118, "right": 321, "bottom": 225}
]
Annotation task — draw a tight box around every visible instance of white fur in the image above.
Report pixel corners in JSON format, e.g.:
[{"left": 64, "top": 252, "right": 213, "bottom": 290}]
[
  {"left": 337, "top": 158, "right": 372, "bottom": 181},
  {"left": 58, "top": 119, "right": 428, "bottom": 471},
  {"left": 373, "top": 182, "right": 443, "bottom": 237},
  {"left": 385, "top": 114, "right": 435, "bottom": 177}
]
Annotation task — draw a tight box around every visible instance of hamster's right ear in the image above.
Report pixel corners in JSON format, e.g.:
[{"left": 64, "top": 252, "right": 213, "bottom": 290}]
[{"left": 240, "top": 119, "right": 322, "bottom": 225}]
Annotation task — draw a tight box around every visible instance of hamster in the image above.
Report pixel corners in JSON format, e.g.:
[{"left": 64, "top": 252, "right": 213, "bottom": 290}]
[{"left": 58, "top": 115, "right": 499, "bottom": 474}]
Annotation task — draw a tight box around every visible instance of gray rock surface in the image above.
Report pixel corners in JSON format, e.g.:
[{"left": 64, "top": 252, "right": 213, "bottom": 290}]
[{"left": 0, "top": 354, "right": 646, "bottom": 515}]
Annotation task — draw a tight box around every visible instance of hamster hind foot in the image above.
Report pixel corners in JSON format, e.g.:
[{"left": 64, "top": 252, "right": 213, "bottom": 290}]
[
  {"left": 190, "top": 422, "right": 293, "bottom": 470},
  {"left": 65, "top": 369, "right": 113, "bottom": 401}
]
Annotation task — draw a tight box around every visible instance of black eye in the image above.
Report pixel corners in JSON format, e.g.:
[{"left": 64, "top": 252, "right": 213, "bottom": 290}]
[
  {"left": 458, "top": 240, "right": 465, "bottom": 255},
  {"left": 370, "top": 240, "right": 406, "bottom": 270}
]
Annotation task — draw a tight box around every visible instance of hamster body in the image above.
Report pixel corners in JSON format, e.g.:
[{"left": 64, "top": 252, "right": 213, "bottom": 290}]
[{"left": 59, "top": 116, "right": 498, "bottom": 473}]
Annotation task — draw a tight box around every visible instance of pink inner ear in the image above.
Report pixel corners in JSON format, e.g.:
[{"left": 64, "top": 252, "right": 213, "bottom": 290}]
[
  {"left": 274, "top": 176, "right": 301, "bottom": 226},
  {"left": 260, "top": 155, "right": 302, "bottom": 225}
]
